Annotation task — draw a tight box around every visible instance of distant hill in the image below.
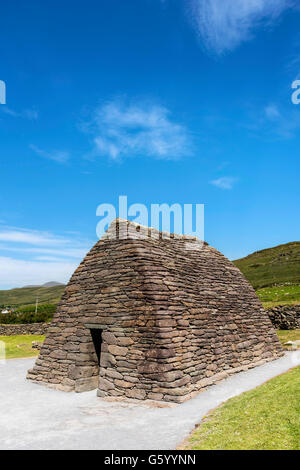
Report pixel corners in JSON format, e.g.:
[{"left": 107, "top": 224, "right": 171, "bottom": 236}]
[
  {"left": 0, "top": 284, "right": 65, "bottom": 307},
  {"left": 234, "top": 242, "right": 300, "bottom": 290},
  {"left": 23, "top": 281, "right": 64, "bottom": 288},
  {"left": 42, "top": 281, "right": 64, "bottom": 287}
]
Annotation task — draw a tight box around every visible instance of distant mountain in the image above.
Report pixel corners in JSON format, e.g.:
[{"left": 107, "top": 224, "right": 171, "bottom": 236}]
[
  {"left": 42, "top": 281, "right": 64, "bottom": 287},
  {"left": 234, "top": 242, "right": 300, "bottom": 290},
  {"left": 23, "top": 281, "right": 64, "bottom": 288}
]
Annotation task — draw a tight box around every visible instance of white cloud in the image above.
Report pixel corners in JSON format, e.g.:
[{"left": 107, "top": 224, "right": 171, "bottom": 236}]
[
  {"left": 264, "top": 104, "right": 281, "bottom": 120},
  {"left": 1, "top": 106, "right": 39, "bottom": 120},
  {"left": 244, "top": 102, "right": 300, "bottom": 139},
  {"left": 0, "top": 244, "right": 89, "bottom": 259},
  {"left": 0, "top": 229, "right": 68, "bottom": 246},
  {"left": 0, "top": 256, "right": 77, "bottom": 289},
  {"left": 188, "top": 0, "right": 292, "bottom": 54},
  {"left": 24, "top": 109, "right": 39, "bottom": 120},
  {"left": 210, "top": 176, "right": 237, "bottom": 189},
  {"left": 30, "top": 144, "right": 70, "bottom": 164},
  {"left": 84, "top": 99, "right": 192, "bottom": 161},
  {"left": 34, "top": 256, "right": 70, "bottom": 262},
  {"left": 0, "top": 226, "right": 92, "bottom": 288}
]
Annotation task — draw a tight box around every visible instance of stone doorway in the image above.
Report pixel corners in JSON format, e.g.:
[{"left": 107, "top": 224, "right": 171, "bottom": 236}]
[{"left": 89, "top": 327, "right": 103, "bottom": 366}]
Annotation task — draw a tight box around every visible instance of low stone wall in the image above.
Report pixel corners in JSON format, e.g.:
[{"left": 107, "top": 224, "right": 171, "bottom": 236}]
[
  {"left": 267, "top": 305, "right": 300, "bottom": 330},
  {"left": 0, "top": 323, "right": 49, "bottom": 336}
]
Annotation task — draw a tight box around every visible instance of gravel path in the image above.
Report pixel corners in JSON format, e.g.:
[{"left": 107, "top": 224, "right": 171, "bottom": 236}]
[{"left": 0, "top": 353, "right": 299, "bottom": 450}]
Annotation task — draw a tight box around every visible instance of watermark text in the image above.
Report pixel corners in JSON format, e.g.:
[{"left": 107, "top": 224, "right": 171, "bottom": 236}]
[
  {"left": 96, "top": 196, "right": 204, "bottom": 250},
  {"left": 291, "top": 80, "right": 300, "bottom": 105},
  {"left": 0, "top": 80, "right": 6, "bottom": 105}
]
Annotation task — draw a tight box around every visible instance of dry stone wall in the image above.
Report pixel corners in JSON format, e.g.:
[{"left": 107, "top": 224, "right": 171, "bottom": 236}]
[
  {"left": 267, "top": 304, "right": 300, "bottom": 330},
  {"left": 27, "top": 220, "right": 283, "bottom": 403},
  {"left": 0, "top": 323, "right": 49, "bottom": 336}
]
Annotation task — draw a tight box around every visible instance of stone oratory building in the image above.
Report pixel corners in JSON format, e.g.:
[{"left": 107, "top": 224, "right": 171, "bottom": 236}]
[{"left": 27, "top": 219, "right": 283, "bottom": 403}]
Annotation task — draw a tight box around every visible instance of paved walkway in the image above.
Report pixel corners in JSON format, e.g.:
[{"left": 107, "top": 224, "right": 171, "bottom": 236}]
[{"left": 0, "top": 353, "right": 299, "bottom": 450}]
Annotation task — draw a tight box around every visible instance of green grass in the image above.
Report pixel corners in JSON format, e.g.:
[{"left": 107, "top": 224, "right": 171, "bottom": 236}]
[
  {"left": 183, "top": 366, "right": 300, "bottom": 450},
  {"left": 257, "top": 284, "right": 300, "bottom": 308},
  {"left": 233, "top": 241, "right": 300, "bottom": 290},
  {"left": 0, "top": 284, "right": 65, "bottom": 307},
  {"left": 0, "top": 335, "right": 45, "bottom": 359},
  {"left": 277, "top": 330, "right": 300, "bottom": 348}
]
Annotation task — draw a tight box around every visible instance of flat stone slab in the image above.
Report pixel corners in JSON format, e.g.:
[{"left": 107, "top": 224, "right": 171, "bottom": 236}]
[{"left": 0, "top": 353, "right": 299, "bottom": 450}]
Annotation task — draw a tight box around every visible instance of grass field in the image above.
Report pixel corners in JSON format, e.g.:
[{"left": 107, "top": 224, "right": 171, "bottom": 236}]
[
  {"left": 0, "top": 335, "right": 45, "bottom": 359},
  {"left": 183, "top": 365, "right": 300, "bottom": 450},
  {"left": 0, "top": 284, "right": 65, "bottom": 307},
  {"left": 234, "top": 241, "right": 300, "bottom": 290},
  {"left": 257, "top": 284, "right": 300, "bottom": 308},
  {"left": 277, "top": 330, "right": 300, "bottom": 348}
]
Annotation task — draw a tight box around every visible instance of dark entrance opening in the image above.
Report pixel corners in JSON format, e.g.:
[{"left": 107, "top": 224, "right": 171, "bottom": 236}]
[{"left": 90, "top": 328, "right": 102, "bottom": 365}]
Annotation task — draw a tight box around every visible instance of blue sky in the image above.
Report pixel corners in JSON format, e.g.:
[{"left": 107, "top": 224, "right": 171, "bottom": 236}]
[{"left": 0, "top": 0, "right": 300, "bottom": 288}]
